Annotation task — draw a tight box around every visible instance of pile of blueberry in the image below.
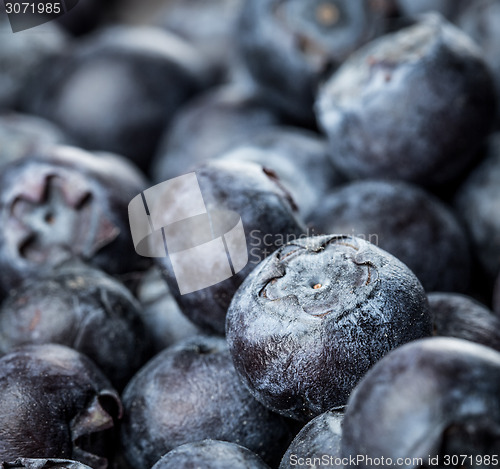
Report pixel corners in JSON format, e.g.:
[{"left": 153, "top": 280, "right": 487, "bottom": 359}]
[{"left": 1, "top": 0, "right": 500, "bottom": 468}]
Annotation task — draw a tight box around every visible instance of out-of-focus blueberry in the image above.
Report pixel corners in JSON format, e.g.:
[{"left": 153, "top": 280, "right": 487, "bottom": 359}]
[
  {"left": 157, "top": 0, "right": 246, "bottom": 79},
  {"left": 218, "top": 126, "right": 345, "bottom": 221},
  {"left": 21, "top": 26, "right": 214, "bottom": 171},
  {"left": 458, "top": 0, "right": 500, "bottom": 126},
  {"left": 316, "top": 14, "right": 496, "bottom": 186},
  {"left": 455, "top": 133, "right": 500, "bottom": 281},
  {"left": 428, "top": 292, "right": 500, "bottom": 352},
  {"left": 136, "top": 267, "right": 200, "bottom": 353},
  {"left": 238, "top": 0, "right": 387, "bottom": 122},
  {"left": 0, "top": 263, "right": 151, "bottom": 390},
  {"left": 0, "top": 344, "right": 122, "bottom": 469},
  {"left": 150, "top": 84, "right": 285, "bottom": 181},
  {"left": 121, "top": 336, "right": 291, "bottom": 469},
  {"left": 307, "top": 179, "right": 471, "bottom": 292},
  {"left": 0, "top": 11, "right": 67, "bottom": 110},
  {"left": 0, "top": 113, "right": 69, "bottom": 168},
  {"left": 395, "top": 0, "right": 468, "bottom": 21}
]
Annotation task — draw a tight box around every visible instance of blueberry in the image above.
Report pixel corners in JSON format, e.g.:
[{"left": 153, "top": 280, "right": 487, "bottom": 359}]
[
  {"left": 0, "top": 113, "right": 69, "bottom": 169},
  {"left": 0, "top": 12, "right": 67, "bottom": 110},
  {"left": 1, "top": 459, "right": 92, "bottom": 469},
  {"left": 150, "top": 84, "right": 285, "bottom": 182},
  {"left": 458, "top": 0, "right": 500, "bottom": 126},
  {"left": 342, "top": 337, "right": 500, "bottom": 467},
  {"left": 0, "top": 344, "right": 122, "bottom": 469},
  {"left": 152, "top": 160, "right": 306, "bottom": 335},
  {"left": 226, "top": 234, "right": 431, "bottom": 421},
  {"left": 55, "top": 0, "right": 110, "bottom": 37},
  {"left": 455, "top": 133, "right": 500, "bottom": 280},
  {"left": 157, "top": 0, "right": 246, "bottom": 78},
  {"left": 152, "top": 440, "right": 271, "bottom": 469},
  {"left": 307, "top": 179, "right": 471, "bottom": 292},
  {"left": 238, "top": 0, "right": 386, "bottom": 122},
  {"left": 20, "top": 26, "right": 213, "bottom": 171},
  {"left": 495, "top": 274, "right": 500, "bottom": 316},
  {"left": 0, "top": 263, "right": 151, "bottom": 390},
  {"left": 428, "top": 292, "right": 500, "bottom": 352},
  {"left": 395, "top": 0, "right": 467, "bottom": 21},
  {"left": 136, "top": 267, "right": 200, "bottom": 353},
  {"left": 0, "top": 145, "right": 150, "bottom": 294},
  {"left": 280, "top": 411, "right": 344, "bottom": 469},
  {"left": 121, "top": 335, "right": 291, "bottom": 469},
  {"left": 316, "top": 13, "right": 496, "bottom": 186},
  {"left": 217, "top": 126, "right": 345, "bottom": 221}
]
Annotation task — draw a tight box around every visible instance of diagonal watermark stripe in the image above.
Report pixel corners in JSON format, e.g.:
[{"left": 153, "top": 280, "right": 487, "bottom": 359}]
[{"left": 128, "top": 172, "right": 248, "bottom": 295}]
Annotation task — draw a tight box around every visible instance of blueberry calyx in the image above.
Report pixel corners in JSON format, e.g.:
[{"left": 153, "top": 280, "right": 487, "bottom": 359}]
[
  {"left": 257, "top": 235, "right": 379, "bottom": 321},
  {"left": 70, "top": 391, "right": 122, "bottom": 469},
  {"left": 7, "top": 171, "right": 119, "bottom": 265}
]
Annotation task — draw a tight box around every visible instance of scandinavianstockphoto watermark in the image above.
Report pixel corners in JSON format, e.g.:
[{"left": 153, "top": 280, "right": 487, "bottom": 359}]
[
  {"left": 287, "top": 454, "right": 499, "bottom": 467},
  {"left": 2, "top": 0, "right": 79, "bottom": 32}
]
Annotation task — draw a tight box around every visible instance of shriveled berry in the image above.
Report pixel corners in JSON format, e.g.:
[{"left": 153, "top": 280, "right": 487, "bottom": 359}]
[{"left": 0, "top": 145, "right": 149, "bottom": 294}]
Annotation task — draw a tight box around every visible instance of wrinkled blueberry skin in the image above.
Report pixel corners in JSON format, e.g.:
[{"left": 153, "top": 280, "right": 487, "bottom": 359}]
[
  {"left": 152, "top": 440, "right": 271, "bottom": 469},
  {"left": 238, "top": 0, "right": 386, "bottom": 122},
  {"left": 0, "top": 114, "right": 69, "bottom": 169},
  {"left": 0, "top": 12, "right": 67, "bottom": 111},
  {"left": 316, "top": 14, "right": 496, "bottom": 187},
  {"left": 307, "top": 180, "right": 471, "bottom": 292},
  {"left": 150, "top": 84, "right": 284, "bottom": 181},
  {"left": 154, "top": 160, "right": 306, "bottom": 335},
  {"left": 136, "top": 267, "right": 200, "bottom": 353},
  {"left": 0, "top": 344, "right": 122, "bottom": 469},
  {"left": 121, "top": 336, "right": 291, "bottom": 469},
  {"left": 0, "top": 264, "right": 151, "bottom": 390},
  {"left": 218, "top": 127, "right": 345, "bottom": 221},
  {"left": 1, "top": 459, "right": 92, "bottom": 469},
  {"left": 226, "top": 235, "right": 431, "bottom": 421},
  {"left": 428, "top": 292, "right": 500, "bottom": 352},
  {"left": 455, "top": 134, "right": 500, "bottom": 280},
  {"left": 342, "top": 337, "right": 500, "bottom": 468},
  {"left": 280, "top": 411, "right": 344, "bottom": 469},
  {"left": 0, "top": 145, "right": 150, "bottom": 294},
  {"left": 458, "top": 0, "right": 500, "bottom": 126},
  {"left": 21, "top": 26, "right": 212, "bottom": 171}
]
